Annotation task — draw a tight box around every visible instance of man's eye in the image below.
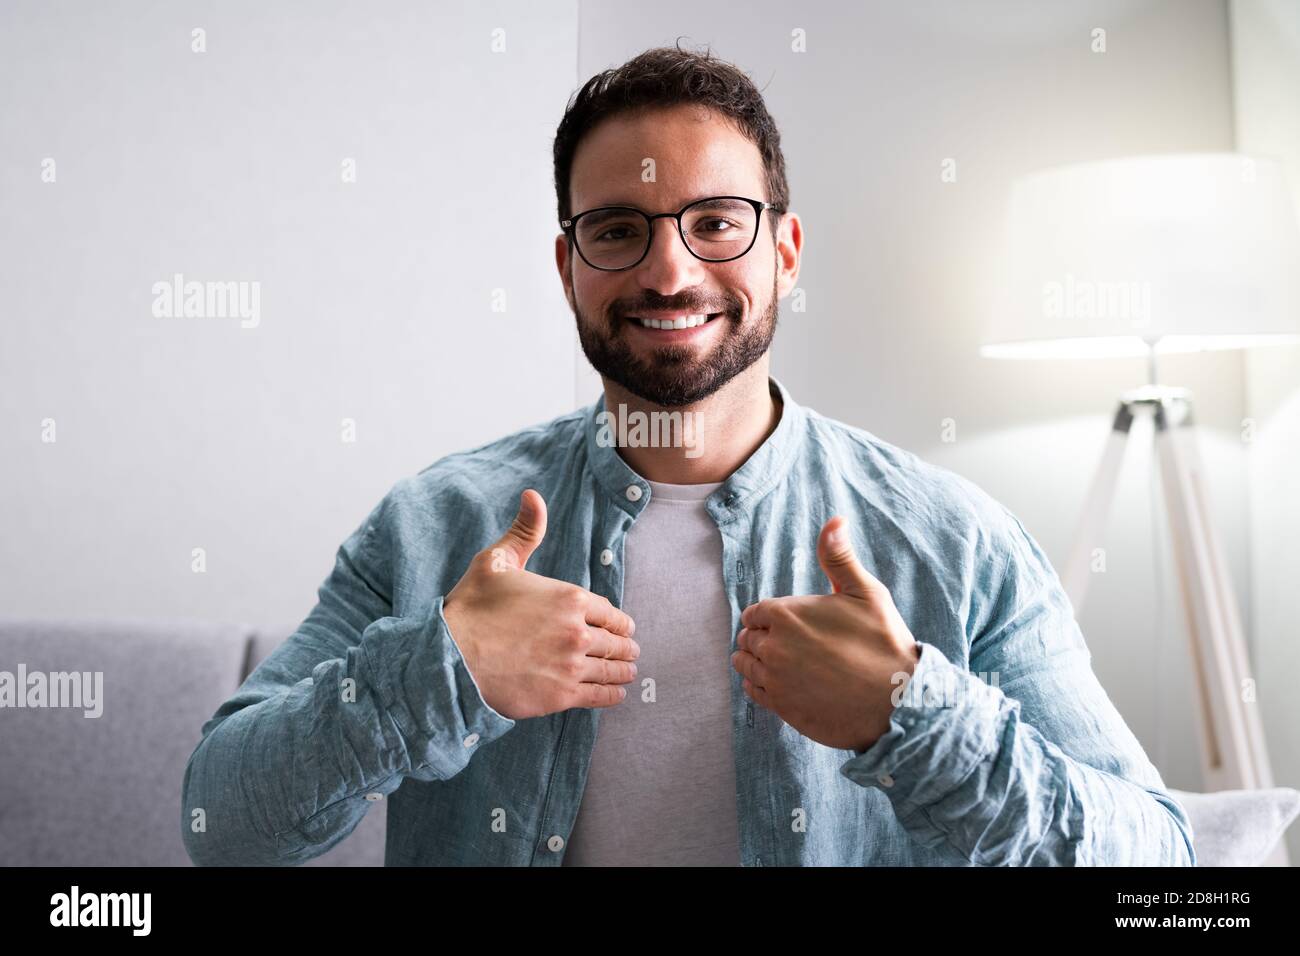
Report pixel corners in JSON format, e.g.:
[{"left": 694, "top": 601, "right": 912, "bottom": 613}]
[
  {"left": 696, "top": 218, "right": 735, "bottom": 233},
  {"left": 594, "top": 225, "right": 639, "bottom": 241}
]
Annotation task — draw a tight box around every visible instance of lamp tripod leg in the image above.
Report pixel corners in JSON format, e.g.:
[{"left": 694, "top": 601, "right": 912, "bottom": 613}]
[
  {"left": 1153, "top": 397, "right": 1289, "bottom": 866},
  {"left": 1063, "top": 401, "right": 1135, "bottom": 613}
]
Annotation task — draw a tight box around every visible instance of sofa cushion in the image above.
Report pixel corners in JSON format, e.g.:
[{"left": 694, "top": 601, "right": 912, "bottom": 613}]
[
  {"left": 1169, "top": 786, "right": 1300, "bottom": 866},
  {"left": 0, "top": 616, "right": 250, "bottom": 866}
]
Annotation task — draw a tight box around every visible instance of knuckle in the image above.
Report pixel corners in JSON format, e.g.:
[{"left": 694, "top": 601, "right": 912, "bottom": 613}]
[{"left": 567, "top": 622, "right": 591, "bottom": 648}]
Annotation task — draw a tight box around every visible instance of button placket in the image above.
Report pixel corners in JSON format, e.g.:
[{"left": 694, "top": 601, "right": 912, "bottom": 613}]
[{"left": 526, "top": 494, "right": 633, "bottom": 866}]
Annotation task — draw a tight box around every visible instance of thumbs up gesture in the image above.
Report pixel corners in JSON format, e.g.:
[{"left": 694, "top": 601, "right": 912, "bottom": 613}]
[
  {"left": 443, "top": 489, "right": 640, "bottom": 720},
  {"left": 732, "top": 516, "right": 921, "bottom": 752}
]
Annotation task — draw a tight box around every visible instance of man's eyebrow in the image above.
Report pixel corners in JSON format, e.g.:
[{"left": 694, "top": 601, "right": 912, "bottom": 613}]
[{"left": 579, "top": 194, "right": 747, "bottom": 212}]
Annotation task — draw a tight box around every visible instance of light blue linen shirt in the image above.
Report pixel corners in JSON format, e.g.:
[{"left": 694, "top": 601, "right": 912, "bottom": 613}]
[{"left": 181, "top": 375, "right": 1196, "bottom": 866}]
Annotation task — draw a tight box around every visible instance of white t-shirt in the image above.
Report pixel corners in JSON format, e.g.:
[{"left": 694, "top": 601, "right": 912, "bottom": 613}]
[{"left": 562, "top": 477, "right": 742, "bottom": 866}]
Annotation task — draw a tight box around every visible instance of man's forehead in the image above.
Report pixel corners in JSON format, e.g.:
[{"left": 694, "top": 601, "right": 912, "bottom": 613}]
[{"left": 569, "top": 106, "right": 766, "bottom": 210}]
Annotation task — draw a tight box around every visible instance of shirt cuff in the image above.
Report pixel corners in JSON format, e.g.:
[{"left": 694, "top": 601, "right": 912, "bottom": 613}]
[
  {"left": 360, "top": 594, "right": 516, "bottom": 779},
  {"left": 838, "top": 640, "right": 1007, "bottom": 822}
]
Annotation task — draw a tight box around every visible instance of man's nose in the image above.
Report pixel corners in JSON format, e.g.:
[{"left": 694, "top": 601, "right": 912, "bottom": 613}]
[{"left": 632, "top": 217, "right": 705, "bottom": 295}]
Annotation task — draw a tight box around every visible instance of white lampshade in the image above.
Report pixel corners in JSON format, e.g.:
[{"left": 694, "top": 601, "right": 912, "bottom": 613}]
[{"left": 983, "top": 153, "right": 1300, "bottom": 359}]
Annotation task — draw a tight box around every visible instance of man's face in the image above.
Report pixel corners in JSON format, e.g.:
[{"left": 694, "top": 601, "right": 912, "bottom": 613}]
[{"left": 556, "top": 104, "right": 795, "bottom": 408}]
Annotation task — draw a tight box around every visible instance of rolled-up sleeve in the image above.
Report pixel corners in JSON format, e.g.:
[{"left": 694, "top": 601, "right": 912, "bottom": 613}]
[{"left": 840, "top": 503, "right": 1196, "bottom": 866}]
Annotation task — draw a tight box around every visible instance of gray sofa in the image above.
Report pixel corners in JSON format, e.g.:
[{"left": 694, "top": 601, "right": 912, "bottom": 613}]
[
  {"left": 1, "top": 616, "right": 1296, "bottom": 866},
  {"left": 0, "top": 616, "right": 383, "bottom": 866}
]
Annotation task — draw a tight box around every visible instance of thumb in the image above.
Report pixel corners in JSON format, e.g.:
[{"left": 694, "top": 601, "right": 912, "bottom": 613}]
[
  {"left": 817, "top": 515, "right": 877, "bottom": 599},
  {"left": 489, "top": 489, "right": 548, "bottom": 571}
]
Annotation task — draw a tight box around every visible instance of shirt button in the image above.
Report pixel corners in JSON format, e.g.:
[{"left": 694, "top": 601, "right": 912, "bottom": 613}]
[
  {"left": 599, "top": 548, "right": 614, "bottom": 566},
  {"left": 463, "top": 733, "right": 480, "bottom": 747},
  {"left": 547, "top": 835, "right": 565, "bottom": 852},
  {"left": 625, "top": 484, "right": 643, "bottom": 501},
  {"left": 878, "top": 773, "right": 894, "bottom": 788},
  {"left": 364, "top": 792, "right": 383, "bottom": 802}
]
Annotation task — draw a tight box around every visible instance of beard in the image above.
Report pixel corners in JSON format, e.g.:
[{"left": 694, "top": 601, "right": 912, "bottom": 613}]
[{"left": 574, "top": 267, "right": 779, "bottom": 408}]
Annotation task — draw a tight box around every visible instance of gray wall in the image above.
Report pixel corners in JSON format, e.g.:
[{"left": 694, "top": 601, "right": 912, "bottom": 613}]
[{"left": 3, "top": 0, "right": 1284, "bottom": 804}]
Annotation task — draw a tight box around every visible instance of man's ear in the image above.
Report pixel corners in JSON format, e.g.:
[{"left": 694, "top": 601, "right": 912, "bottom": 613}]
[
  {"left": 775, "top": 211, "right": 803, "bottom": 299},
  {"left": 554, "top": 233, "right": 576, "bottom": 310}
]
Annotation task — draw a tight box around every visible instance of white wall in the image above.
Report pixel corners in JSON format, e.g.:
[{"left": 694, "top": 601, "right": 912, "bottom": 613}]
[
  {"left": 1230, "top": 0, "right": 1300, "bottom": 863},
  {"left": 0, "top": 0, "right": 580, "bottom": 627}
]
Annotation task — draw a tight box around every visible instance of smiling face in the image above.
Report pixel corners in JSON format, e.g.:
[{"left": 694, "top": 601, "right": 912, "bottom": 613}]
[{"left": 557, "top": 103, "right": 799, "bottom": 408}]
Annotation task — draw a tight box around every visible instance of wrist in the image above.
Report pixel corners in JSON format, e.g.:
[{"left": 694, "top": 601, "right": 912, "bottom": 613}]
[{"left": 441, "top": 600, "right": 476, "bottom": 670}]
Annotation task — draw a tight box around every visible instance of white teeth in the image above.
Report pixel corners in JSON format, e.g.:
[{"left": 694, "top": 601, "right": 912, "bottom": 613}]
[{"left": 638, "top": 314, "right": 709, "bottom": 329}]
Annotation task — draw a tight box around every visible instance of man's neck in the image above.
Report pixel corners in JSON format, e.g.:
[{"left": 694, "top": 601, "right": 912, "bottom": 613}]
[{"left": 600, "top": 361, "right": 783, "bottom": 484}]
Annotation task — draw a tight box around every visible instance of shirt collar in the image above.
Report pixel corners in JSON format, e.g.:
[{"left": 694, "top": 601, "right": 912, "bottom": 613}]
[{"left": 583, "top": 374, "right": 808, "bottom": 520}]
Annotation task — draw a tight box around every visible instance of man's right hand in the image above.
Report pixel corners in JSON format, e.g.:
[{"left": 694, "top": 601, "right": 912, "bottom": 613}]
[{"left": 442, "top": 488, "right": 639, "bottom": 720}]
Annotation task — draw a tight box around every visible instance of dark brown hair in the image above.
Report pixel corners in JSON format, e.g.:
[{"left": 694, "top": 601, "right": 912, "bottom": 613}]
[{"left": 553, "top": 41, "right": 789, "bottom": 239}]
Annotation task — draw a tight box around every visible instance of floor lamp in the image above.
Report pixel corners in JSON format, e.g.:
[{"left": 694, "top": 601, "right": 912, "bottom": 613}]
[{"left": 983, "top": 153, "right": 1300, "bottom": 866}]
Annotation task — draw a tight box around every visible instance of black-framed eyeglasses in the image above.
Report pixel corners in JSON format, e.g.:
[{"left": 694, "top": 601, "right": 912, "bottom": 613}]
[{"left": 561, "top": 195, "right": 776, "bottom": 272}]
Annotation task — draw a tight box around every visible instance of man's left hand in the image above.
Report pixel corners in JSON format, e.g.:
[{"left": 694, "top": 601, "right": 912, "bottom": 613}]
[{"left": 732, "top": 516, "right": 921, "bottom": 752}]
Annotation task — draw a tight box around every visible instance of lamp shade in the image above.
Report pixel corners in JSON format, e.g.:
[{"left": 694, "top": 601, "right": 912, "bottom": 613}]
[{"left": 983, "top": 153, "right": 1300, "bottom": 358}]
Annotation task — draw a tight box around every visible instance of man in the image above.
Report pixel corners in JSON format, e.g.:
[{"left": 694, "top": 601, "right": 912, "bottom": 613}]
[{"left": 181, "top": 46, "right": 1196, "bottom": 867}]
